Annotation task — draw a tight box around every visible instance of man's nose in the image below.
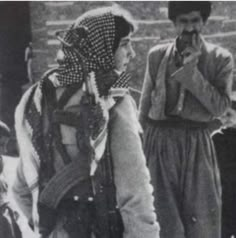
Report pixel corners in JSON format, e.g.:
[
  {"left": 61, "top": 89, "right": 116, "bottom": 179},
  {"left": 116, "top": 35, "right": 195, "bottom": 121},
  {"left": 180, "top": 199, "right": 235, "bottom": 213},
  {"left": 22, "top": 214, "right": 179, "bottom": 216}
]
[{"left": 184, "top": 23, "right": 195, "bottom": 32}]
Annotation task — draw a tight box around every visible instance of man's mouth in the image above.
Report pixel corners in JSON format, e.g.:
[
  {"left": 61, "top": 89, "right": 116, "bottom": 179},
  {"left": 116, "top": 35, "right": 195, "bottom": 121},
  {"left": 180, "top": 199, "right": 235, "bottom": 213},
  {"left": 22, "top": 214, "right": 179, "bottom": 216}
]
[
  {"left": 181, "top": 30, "right": 198, "bottom": 37},
  {"left": 180, "top": 31, "right": 198, "bottom": 44}
]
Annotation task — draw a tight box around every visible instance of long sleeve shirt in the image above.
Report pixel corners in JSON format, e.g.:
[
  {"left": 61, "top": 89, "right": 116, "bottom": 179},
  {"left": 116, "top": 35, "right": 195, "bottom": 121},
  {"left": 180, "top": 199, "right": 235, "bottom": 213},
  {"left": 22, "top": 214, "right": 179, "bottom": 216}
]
[{"left": 139, "top": 39, "right": 233, "bottom": 125}]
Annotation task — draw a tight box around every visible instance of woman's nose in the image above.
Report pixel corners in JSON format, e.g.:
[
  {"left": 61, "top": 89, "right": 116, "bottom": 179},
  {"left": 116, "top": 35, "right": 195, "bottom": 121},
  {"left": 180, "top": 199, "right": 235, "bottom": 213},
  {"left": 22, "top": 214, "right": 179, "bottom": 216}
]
[{"left": 129, "top": 45, "right": 136, "bottom": 59}]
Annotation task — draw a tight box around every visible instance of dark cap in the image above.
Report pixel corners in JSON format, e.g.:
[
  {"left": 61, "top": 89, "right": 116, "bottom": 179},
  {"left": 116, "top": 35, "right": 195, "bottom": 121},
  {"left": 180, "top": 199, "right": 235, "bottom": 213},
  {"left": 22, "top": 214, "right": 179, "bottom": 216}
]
[{"left": 168, "top": 1, "right": 212, "bottom": 22}]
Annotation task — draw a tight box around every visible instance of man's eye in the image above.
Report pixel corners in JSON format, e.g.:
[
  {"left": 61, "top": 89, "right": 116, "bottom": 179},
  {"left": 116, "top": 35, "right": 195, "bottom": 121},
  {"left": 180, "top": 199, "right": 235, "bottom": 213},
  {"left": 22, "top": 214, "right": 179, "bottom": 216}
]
[{"left": 191, "top": 18, "right": 200, "bottom": 23}]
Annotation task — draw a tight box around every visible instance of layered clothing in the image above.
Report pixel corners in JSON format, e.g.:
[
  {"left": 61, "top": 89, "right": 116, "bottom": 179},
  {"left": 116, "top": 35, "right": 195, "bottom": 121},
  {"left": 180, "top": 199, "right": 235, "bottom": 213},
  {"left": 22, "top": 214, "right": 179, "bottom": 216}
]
[
  {"left": 139, "top": 38, "right": 233, "bottom": 238},
  {"left": 139, "top": 39, "right": 233, "bottom": 124},
  {"left": 14, "top": 83, "right": 159, "bottom": 238},
  {"left": 0, "top": 173, "right": 22, "bottom": 238},
  {"left": 13, "top": 9, "right": 159, "bottom": 238}
]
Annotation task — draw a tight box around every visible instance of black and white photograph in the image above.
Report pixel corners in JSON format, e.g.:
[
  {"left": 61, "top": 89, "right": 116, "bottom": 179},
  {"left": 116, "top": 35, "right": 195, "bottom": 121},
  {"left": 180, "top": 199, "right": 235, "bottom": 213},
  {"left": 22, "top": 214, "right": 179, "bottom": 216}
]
[{"left": 0, "top": 1, "right": 236, "bottom": 238}]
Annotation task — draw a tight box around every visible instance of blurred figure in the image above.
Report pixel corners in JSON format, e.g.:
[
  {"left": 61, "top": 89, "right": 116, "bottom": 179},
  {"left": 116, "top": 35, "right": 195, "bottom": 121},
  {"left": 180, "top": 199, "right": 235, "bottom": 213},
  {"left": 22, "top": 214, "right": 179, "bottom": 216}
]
[
  {"left": 213, "top": 102, "right": 236, "bottom": 238},
  {"left": 0, "top": 121, "right": 22, "bottom": 238},
  {"left": 25, "top": 42, "right": 34, "bottom": 84},
  {"left": 0, "top": 2, "right": 31, "bottom": 128}
]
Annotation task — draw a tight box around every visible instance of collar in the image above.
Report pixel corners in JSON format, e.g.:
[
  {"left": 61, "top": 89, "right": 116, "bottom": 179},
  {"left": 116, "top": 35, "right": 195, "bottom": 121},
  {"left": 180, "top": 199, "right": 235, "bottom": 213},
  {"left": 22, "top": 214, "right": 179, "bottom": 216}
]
[{"left": 114, "top": 69, "right": 123, "bottom": 76}]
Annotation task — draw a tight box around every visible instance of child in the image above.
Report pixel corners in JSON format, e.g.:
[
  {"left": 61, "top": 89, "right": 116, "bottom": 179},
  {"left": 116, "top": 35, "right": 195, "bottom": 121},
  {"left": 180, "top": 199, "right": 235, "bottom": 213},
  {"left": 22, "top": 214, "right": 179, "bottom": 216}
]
[{"left": 0, "top": 121, "right": 22, "bottom": 238}]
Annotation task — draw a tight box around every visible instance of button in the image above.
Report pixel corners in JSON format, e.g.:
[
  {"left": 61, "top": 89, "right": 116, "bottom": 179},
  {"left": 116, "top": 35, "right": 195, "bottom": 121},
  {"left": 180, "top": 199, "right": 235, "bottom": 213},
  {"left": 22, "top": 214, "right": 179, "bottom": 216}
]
[
  {"left": 73, "top": 195, "right": 79, "bottom": 201},
  {"left": 88, "top": 197, "right": 94, "bottom": 202},
  {"left": 191, "top": 216, "right": 197, "bottom": 223}
]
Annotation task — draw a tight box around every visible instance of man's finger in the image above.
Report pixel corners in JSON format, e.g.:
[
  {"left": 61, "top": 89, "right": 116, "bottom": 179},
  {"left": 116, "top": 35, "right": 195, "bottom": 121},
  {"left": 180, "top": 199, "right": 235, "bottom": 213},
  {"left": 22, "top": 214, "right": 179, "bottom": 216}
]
[
  {"left": 192, "top": 34, "right": 197, "bottom": 48},
  {"left": 183, "top": 53, "right": 199, "bottom": 64}
]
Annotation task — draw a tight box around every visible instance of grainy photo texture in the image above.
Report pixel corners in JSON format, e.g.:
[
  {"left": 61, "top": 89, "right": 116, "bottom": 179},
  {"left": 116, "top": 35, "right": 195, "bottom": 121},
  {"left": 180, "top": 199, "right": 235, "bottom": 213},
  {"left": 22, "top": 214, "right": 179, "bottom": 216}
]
[{"left": 1, "top": 2, "right": 236, "bottom": 238}]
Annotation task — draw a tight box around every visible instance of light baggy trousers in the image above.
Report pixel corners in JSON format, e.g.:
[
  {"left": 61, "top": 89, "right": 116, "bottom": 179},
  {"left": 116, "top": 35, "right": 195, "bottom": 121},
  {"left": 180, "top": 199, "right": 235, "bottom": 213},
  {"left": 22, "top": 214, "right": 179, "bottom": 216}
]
[{"left": 144, "top": 123, "right": 221, "bottom": 238}]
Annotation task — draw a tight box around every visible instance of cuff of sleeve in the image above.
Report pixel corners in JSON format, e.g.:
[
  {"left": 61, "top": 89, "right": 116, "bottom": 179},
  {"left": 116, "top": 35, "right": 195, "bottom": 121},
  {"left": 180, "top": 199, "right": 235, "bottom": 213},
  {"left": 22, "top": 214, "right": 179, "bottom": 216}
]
[{"left": 208, "top": 119, "right": 223, "bottom": 136}]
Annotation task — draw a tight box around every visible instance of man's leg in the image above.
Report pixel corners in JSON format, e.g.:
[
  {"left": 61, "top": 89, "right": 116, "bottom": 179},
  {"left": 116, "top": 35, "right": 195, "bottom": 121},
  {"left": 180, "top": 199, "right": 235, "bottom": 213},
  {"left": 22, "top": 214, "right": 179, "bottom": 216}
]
[
  {"left": 183, "top": 130, "right": 221, "bottom": 238},
  {"left": 144, "top": 125, "right": 186, "bottom": 238}
]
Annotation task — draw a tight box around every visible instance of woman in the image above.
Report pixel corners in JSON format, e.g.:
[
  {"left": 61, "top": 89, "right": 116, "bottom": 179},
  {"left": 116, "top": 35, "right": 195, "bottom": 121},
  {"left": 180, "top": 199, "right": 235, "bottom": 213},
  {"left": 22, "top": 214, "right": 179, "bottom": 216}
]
[{"left": 13, "top": 6, "right": 160, "bottom": 238}]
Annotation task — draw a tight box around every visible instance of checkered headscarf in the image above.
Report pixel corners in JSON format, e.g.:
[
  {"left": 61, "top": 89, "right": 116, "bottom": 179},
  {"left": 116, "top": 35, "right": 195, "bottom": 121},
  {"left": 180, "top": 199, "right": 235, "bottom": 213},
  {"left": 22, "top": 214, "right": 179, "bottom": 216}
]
[{"left": 56, "top": 11, "right": 130, "bottom": 91}]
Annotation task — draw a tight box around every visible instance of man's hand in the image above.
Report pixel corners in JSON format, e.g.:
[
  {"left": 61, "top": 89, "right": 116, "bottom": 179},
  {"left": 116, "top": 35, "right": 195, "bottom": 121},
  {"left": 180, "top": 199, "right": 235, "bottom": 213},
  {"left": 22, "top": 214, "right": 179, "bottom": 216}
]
[
  {"left": 182, "top": 33, "right": 202, "bottom": 65},
  {"left": 219, "top": 108, "right": 236, "bottom": 129}
]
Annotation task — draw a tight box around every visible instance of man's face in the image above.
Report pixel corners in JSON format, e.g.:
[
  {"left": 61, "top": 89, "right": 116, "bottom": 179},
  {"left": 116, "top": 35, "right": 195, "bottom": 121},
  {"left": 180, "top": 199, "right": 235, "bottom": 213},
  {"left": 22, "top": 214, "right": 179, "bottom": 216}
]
[
  {"left": 174, "top": 11, "right": 205, "bottom": 37},
  {"left": 114, "top": 34, "right": 136, "bottom": 73}
]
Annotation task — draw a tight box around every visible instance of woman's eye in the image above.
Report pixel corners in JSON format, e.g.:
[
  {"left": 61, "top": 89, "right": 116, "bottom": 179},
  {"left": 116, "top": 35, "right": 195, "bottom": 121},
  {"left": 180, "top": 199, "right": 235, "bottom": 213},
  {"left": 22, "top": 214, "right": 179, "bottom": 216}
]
[{"left": 179, "top": 19, "right": 188, "bottom": 24}]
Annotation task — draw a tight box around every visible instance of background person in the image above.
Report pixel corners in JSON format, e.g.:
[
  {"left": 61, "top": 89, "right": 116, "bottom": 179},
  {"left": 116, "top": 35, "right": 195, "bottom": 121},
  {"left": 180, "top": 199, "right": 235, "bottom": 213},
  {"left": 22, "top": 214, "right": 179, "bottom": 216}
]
[
  {"left": 139, "top": 2, "right": 233, "bottom": 238},
  {"left": 0, "top": 121, "right": 22, "bottom": 238}
]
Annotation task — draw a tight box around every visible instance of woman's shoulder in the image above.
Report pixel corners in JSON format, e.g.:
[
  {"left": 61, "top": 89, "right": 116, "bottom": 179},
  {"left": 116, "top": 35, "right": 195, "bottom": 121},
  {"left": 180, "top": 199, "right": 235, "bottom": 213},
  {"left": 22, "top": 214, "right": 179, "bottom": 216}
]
[
  {"left": 110, "top": 94, "right": 141, "bottom": 132},
  {"left": 112, "top": 94, "right": 137, "bottom": 115}
]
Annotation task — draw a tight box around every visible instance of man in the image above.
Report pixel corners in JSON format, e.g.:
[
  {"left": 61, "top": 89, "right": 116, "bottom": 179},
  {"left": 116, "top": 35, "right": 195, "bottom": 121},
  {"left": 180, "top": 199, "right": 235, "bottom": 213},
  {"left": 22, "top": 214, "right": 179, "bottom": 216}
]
[
  {"left": 13, "top": 6, "right": 160, "bottom": 238},
  {"left": 139, "top": 2, "right": 233, "bottom": 238}
]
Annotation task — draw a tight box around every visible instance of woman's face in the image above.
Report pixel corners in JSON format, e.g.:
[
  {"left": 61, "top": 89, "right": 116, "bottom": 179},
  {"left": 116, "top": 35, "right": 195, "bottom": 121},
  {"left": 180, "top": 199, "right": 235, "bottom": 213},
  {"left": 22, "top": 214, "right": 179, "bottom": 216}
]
[{"left": 114, "top": 34, "right": 136, "bottom": 73}]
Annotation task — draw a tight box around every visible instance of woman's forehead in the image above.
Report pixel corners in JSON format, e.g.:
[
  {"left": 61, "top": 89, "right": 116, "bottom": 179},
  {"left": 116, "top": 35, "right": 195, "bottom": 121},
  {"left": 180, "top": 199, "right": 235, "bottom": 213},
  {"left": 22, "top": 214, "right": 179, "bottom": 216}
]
[{"left": 119, "top": 34, "right": 132, "bottom": 44}]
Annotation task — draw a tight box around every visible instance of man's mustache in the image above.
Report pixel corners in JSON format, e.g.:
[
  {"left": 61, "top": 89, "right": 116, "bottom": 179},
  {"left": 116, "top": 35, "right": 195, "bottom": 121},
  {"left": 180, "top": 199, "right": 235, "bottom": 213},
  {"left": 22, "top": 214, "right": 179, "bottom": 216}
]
[
  {"left": 176, "top": 30, "right": 199, "bottom": 54},
  {"left": 178, "top": 30, "right": 198, "bottom": 47},
  {"left": 181, "top": 30, "right": 198, "bottom": 38}
]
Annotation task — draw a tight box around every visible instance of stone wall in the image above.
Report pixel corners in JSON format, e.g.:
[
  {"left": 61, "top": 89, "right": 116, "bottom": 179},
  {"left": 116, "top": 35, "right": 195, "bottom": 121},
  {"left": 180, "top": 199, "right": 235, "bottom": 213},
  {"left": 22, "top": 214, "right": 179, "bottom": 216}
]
[{"left": 29, "top": 1, "right": 236, "bottom": 102}]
